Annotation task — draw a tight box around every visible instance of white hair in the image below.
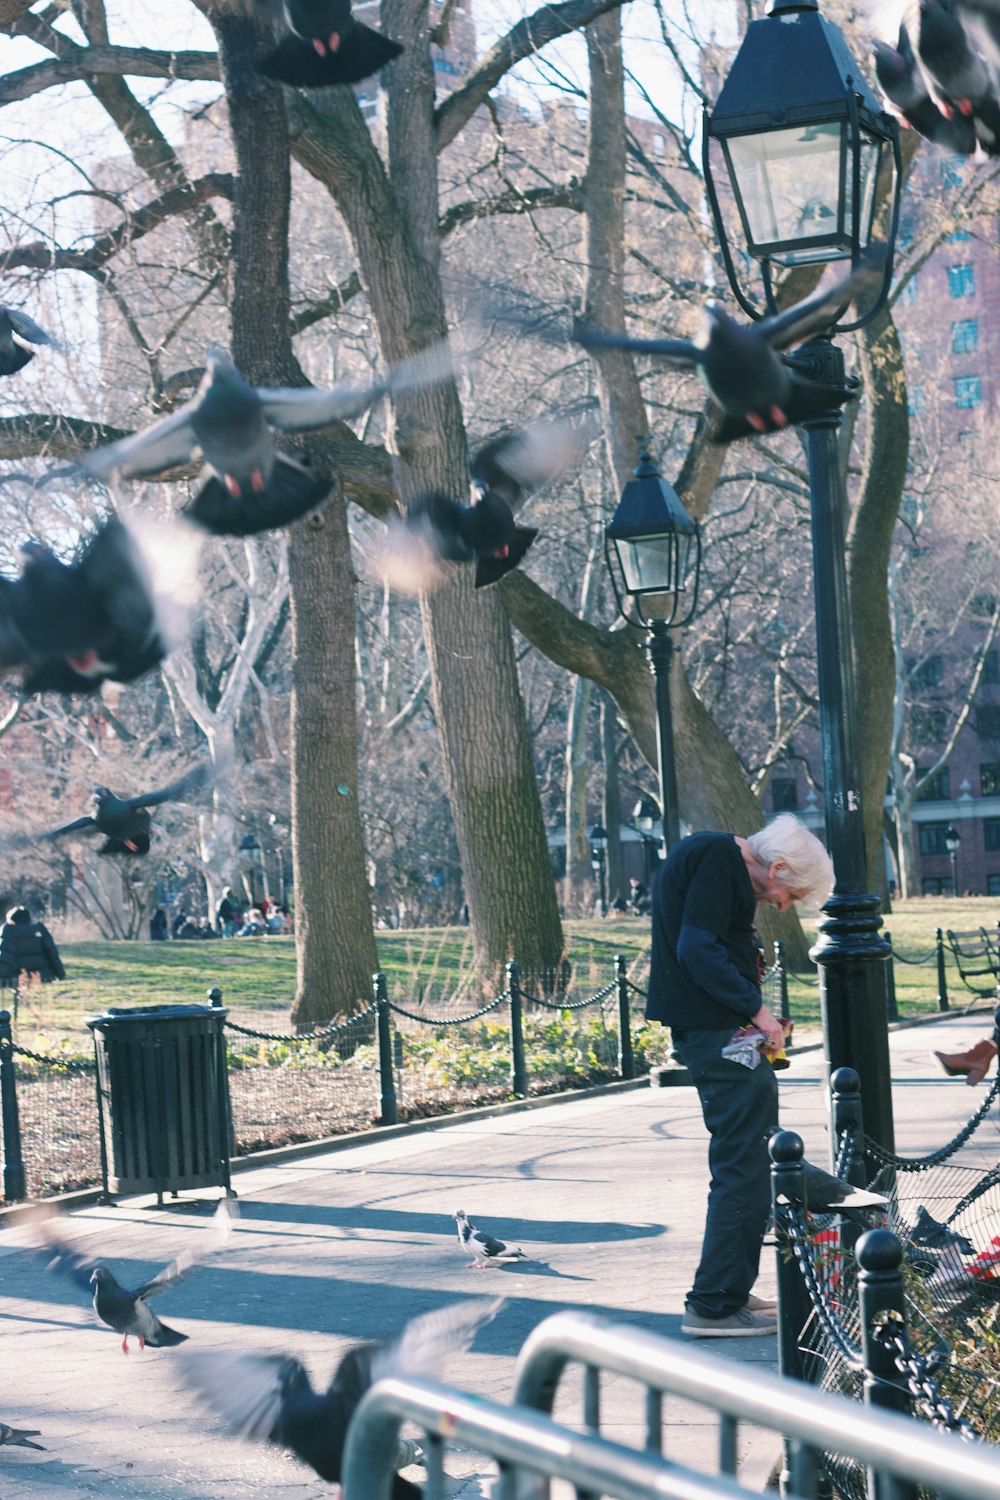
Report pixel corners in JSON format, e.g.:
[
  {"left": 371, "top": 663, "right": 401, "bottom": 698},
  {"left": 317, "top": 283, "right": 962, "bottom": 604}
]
[{"left": 746, "top": 814, "right": 834, "bottom": 903}]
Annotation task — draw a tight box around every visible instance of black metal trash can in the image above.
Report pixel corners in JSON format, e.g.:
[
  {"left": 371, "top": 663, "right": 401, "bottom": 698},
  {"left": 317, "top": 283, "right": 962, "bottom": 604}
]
[{"left": 87, "top": 1004, "right": 232, "bottom": 1205}]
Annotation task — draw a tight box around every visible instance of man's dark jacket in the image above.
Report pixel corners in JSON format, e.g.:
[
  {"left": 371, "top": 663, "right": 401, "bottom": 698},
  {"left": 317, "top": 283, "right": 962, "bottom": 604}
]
[{"left": 0, "top": 908, "right": 66, "bottom": 984}]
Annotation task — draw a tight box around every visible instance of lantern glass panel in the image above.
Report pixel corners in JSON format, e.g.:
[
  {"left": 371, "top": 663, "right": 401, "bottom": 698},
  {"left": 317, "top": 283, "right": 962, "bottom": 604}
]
[
  {"left": 726, "top": 122, "right": 844, "bottom": 262},
  {"left": 614, "top": 534, "right": 683, "bottom": 596},
  {"left": 848, "top": 133, "right": 882, "bottom": 251}
]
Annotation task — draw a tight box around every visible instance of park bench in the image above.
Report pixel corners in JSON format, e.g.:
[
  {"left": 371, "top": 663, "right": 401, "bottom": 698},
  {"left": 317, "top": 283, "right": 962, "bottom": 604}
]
[{"left": 944, "top": 926, "right": 1000, "bottom": 1000}]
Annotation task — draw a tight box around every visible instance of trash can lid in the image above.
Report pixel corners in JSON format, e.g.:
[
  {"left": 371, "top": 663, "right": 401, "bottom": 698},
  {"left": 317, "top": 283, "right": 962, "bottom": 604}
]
[{"left": 87, "top": 1003, "right": 227, "bottom": 1029}]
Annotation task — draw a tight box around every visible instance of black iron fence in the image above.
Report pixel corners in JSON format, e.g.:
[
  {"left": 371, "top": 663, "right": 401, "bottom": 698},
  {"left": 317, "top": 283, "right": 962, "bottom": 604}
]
[{"left": 0, "top": 950, "right": 663, "bottom": 1203}]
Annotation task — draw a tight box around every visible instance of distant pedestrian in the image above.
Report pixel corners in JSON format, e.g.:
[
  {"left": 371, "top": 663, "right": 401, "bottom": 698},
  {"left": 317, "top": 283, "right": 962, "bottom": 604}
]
[
  {"left": 149, "top": 908, "right": 169, "bottom": 941},
  {"left": 216, "top": 887, "right": 238, "bottom": 936},
  {"left": 0, "top": 906, "right": 66, "bottom": 987},
  {"left": 647, "top": 814, "right": 833, "bottom": 1339},
  {"left": 171, "top": 908, "right": 188, "bottom": 939}
]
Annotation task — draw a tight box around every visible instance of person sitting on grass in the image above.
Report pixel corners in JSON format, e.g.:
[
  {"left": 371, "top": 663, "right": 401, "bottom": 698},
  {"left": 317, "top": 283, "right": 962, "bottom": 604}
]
[{"left": 0, "top": 906, "right": 66, "bottom": 987}]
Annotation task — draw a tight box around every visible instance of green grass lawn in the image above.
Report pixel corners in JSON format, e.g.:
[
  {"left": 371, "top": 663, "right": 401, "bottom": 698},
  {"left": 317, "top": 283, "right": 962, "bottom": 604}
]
[{"left": 6, "top": 899, "right": 995, "bottom": 1052}]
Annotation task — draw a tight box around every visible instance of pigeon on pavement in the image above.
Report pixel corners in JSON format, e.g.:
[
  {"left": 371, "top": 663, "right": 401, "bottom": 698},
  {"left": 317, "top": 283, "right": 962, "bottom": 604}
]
[
  {"left": 376, "top": 419, "right": 584, "bottom": 593},
  {"left": 454, "top": 1209, "right": 528, "bottom": 1269},
  {"left": 83, "top": 345, "right": 450, "bottom": 538},
  {"left": 0, "top": 305, "right": 60, "bottom": 377},
  {"left": 182, "top": 1296, "right": 501, "bottom": 1495},
  {"left": 6, "top": 764, "right": 214, "bottom": 857},
  {"left": 576, "top": 253, "right": 884, "bottom": 439},
  {"left": 259, "top": 0, "right": 403, "bottom": 89},
  {"left": 0, "top": 1423, "right": 45, "bottom": 1451},
  {"left": 33, "top": 1199, "right": 235, "bottom": 1353},
  {"left": 0, "top": 515, "right": 197, "bottom": 696}
]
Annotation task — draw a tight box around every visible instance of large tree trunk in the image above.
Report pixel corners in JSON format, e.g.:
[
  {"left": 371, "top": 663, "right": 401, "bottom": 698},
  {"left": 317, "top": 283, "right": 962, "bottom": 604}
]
[{"left": 212, "top": 6, "right": 378, "bottom": 1024}]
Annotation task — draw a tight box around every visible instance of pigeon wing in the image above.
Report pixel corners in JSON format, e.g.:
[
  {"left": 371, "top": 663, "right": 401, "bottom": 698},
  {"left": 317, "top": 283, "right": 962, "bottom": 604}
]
[
  {"left": 83, "top": 407, "right": 198, "bottom": 481},
  {"left": 370, "top": 1297, "right": 502, "bottom": 1384},
  {"left": 6, "top": 308, "right": 58, "bottom": 348},
  {"left": 120, "top": 763, "right": 212, "bottom": 814},
  {"left": 575, "top": 328, "right": 701, "bottom": 370},
  {"left": 37, "top": 814, "right": 98, "bottom": 841},
  {"left": 0, "top": 1424, "right": 45, "bottom": 1450},
  {"left": 760, "top": 252, "right": 886, "bottom": 352},
  {"left": 182, "top": 1351, "right": 296, "bottom": 1441},
  {"left": 33, "top": 1227, "right": 97, "bottom": 1292},
  {"left": 259, "top": 339, "right": 454, "bottom": 432},
  {"left": 134, "top": 1197, "right": 236, "bottom": 1296}
]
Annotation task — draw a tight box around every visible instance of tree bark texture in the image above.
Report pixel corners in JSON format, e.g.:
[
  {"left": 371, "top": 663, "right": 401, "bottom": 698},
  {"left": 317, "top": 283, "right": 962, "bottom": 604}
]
[{"left": 212, "top": 9, "right": 378, "bottom": 1023}]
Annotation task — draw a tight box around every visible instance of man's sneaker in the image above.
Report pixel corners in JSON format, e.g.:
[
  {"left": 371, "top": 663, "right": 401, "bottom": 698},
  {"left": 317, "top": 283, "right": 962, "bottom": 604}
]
[
  {"left": 681, "top": 1306, "right": 778, "bottom": 1338},
  {"left": 745, "top": 1292, "right": 778, "bottom": 1313}
]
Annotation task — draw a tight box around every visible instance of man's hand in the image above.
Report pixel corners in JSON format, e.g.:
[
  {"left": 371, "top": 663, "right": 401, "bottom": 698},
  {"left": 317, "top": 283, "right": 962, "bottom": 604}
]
[{"left": 752, "top": 1003, "right": 786, "bottom": 1053}]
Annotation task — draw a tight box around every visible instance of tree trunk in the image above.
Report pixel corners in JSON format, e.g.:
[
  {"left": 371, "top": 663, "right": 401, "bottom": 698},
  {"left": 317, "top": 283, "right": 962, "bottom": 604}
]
[{"left": 601, "top": 691, "right": 625, "bottom": 907}]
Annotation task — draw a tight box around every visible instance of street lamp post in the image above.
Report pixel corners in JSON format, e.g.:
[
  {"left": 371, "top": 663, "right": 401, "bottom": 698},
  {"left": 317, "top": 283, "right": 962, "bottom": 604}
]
[
  {"left": 945, "top": 825, "right": 961, "bottom": 896},
  {"left": 704, "top": 0, "right": 901, "bottom": 1152},
  {"left": 589, "top": 822, "right": 608, "bottom": 917},
  {"left": 605, "top": 450, "right": 701, "bottom": 857}
]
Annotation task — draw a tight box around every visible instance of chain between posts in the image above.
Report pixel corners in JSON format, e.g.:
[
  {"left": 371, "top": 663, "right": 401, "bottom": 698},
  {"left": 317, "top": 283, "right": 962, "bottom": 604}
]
[
  {"left": 784, "top": 1205, "right": 863, "bottom": 1367},
  {"left": 224, "top": 1001, "right": 377, "bottom": 1042},
  {"left": 386, "top": 993, "right": 507, "bottom": 1025},
  {"left": 865, "top": 1073, "right": 1000, "bottom": 1170},
  {"left": 875, "top": 1323, "right": 977, "bottom": 1439}
]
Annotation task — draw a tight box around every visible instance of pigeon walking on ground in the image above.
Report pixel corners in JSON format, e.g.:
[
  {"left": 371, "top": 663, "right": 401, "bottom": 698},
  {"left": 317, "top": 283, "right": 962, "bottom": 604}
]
[
  {"left": 454, "top": 1209, "right": 528, "bottom": 1269},
  {"left": 33, "top": 1200, "right": 235, "bottom": 1353},
  {"left": 6, "top": 764, "right": 213, "bottom": 857},
  {"left": 0, "top": 305, "right": 60, "bottom": 377},
  {"left": 0, "top": 1423, "right": 45, "bottom": 1451},
  {"left": 182, "top": 1296, "right": 501, "bottom": 1496},
  {"left": 376, "top": 420, "right": 584, "bottom": 593},
  {"left": 259, "top": 0, "right": 403, "bottom": 89},
  {"left": 576, "top": 254, "right": 884, "bottom": 440},
  {"left": 0, "top": 515, "right": 197, "bottom": 696},
  {"left": 83, "top": 345, "right": 449, "bottom": 538}
]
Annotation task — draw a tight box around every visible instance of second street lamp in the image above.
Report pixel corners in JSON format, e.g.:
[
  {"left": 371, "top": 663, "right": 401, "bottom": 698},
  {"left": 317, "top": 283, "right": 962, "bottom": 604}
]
[
  {"left": 704, "top": 0, "right": 901, "bottom": 1152},
  {"left": 606, "top": 448, "right": 701, "bottom": 857},
  {"left": 632, "top": 794, "right": 661, "bottom": 886},
  {"left": 589, "top": 822, "right": 608, "bottom": 917},
  {"left": 945, "top": 825, "right": 961, "bottom": 896}
]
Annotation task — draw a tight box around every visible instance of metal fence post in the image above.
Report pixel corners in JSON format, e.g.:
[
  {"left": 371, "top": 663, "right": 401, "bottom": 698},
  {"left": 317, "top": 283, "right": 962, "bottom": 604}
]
[
  {"left": 507, "top": 962, "right": 527, "bottom": 1099},
  {"left": 207, "top": 986, "right": 236, "bottom": 1190},
  {"left": 374, "top": 972, "right": 397, "bottom": 1126},
  {"left": 0, "top": 1009, "right": 26, "bottom": 1202},
  {"left": 830, "top": 1066, "right": 866, "bottom": 1258},
  {"left": 773, "top": 939, "right": 790, "bottom": 1022},
  {"left": 857, "top": 1229, "right": 918, "bottom": 1500},
  {"left": 935, "top": 929, "right": 949, "bottom": 1012},
  {"left": 993, "top": 993, "right": 1000, "bottom": 1053},
  {"left": 884, "top": 932, "right": 899, "bottom": 1023},
  {"left": 769, "top": 1130, "right": 816, "bottom": 1498},
  {"left": 615, "top": 955, "right": 634, "bottom": 1081}
]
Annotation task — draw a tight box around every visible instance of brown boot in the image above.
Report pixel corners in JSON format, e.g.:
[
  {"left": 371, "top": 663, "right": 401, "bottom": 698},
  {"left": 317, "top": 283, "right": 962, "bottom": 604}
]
[{"left": 932, "top": 1039, "right": 998, "bottom": 1086}]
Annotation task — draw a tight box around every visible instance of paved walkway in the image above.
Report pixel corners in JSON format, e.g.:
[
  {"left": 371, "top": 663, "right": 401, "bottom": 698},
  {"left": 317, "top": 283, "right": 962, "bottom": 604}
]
[{"left": 0, "top": 1008, "right": 996, "bottom": 1498}]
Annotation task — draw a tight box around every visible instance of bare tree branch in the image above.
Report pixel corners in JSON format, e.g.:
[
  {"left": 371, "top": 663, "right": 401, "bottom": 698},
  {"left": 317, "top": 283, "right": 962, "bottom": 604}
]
[
  {"left": 0, "top": 46, "right": 220, "bottom": 108},
  {"left": 439, "top": 179, "right": 584, "bottom": 237}
]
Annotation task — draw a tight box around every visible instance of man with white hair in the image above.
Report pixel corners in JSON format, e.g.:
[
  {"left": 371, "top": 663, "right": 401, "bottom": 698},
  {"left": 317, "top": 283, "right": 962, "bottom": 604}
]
[{"left": 646, "top": 813, "right": 834, "bottom": 1338}]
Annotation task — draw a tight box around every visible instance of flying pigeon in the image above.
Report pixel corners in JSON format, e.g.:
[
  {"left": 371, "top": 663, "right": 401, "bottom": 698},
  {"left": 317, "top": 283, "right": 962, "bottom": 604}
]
[
  {"left": 0, "top": 515, "right": 198, "bottom": 697},
  {"left": 0, "top": 304, "right": 60, "bottom": 377},
  {"left": 259, "top": 0, "right": 403, "bottom": 89},
  {"left": 866, "top": 2, "right": 1000, "bottom": 154},
  {"left": 33, "top": 1199, "right": 235, "bottom": 1353},
  {"left": 454, "top": 1209, "right": 528, "bottom": 1269},
  {"left": 0, "top": 1423, "right": 45, "bottom": 1451},
  {"left": 376, "top": 420, "right": 584, "bottom": 594},
  {"left": 83, "top": 344, "right": 452, "bottom": 538},
  {"left": 874, "top": 29, "right": 980, "bottom": 151},
  {"left": 909, "top": 1204, "right": 975, "bottom": 1256},
  {"left": 6, "top": 764, "right": 214, "bottom": 857},
  {"left": 576, "top": 253, "right": 885, "bottom": 439},
  {"left": 182, "top": 1296, "right": 501, "bottom": 1495}
]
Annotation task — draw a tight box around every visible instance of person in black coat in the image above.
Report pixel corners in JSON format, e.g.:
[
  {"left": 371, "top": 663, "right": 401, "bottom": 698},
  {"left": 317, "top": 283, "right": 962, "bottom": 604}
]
[
  {"left": 149, "top": 908, "right": 169, "bottom": 941},
  {"left": 0, "top": 906, "right": 66, "bottom": 986}
]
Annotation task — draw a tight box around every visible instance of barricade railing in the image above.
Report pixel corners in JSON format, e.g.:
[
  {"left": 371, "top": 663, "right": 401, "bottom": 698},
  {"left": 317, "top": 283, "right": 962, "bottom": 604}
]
[{"left": 342, "top": 1311, "right": 1000, "bottom": 1500}]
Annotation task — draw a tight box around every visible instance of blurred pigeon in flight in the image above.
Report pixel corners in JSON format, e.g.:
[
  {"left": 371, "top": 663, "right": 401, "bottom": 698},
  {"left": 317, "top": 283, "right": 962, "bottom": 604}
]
[
  {"left": 454, "top": 1209, "right": 528, "bottom": 1269},
  {"left": 874, "top": 29, "right": 979, "bottom": 149},
  {"left": 0, "top": 515, "right": 198, "bottom": 696},
  {"left": 84, "top": 344, "right": 452, "bottom": 538},
  {"left": 33, "top": 1200, "right": 235, "bottom": 1353},
  {"left": 577, "top": 253, "right": 885, "bottom": 439},
  {"left": 0, "top": 304, "right": 60, "bottom": 377},
  {"left": 376, "top": 420, "right": 585, "bottom": 594},
  {"left": 867, "top": 2, "right": 1000, "bottom": 153},
  {"left": 0, "top": 1423, "right": 45, "bottom": 1451},
  {"left": 259, "top": 0, "right": 403, "bottom": 89},
  {"left": 182, "top": 1297, "right": 501, "bottom": 1495},
  {"left": 8, "top": 764, "right": 214, "bottom": 857}
]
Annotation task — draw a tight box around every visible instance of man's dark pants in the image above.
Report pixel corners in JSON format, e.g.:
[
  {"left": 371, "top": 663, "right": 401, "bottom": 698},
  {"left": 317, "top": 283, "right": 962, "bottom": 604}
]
[{"left": 672, "top": 1027, "right": 780, "bottom": 1318}]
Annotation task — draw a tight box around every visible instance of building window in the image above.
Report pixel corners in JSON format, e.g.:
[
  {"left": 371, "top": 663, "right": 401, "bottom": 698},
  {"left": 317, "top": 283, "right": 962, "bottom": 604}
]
[
  {"left": 947, "top": 264, "right": 975, "bottom": 297},
  {"left": 942, "top": 157, "right": 964, "bottom": 188},
  {"left": 652, "top": 132, "right": 665, "bottom": 156},
  {"left": 919, "top": 822, "right": 952, "bottom": 856},
  {"left": 922, "top": 876, "right": 956, "bottom": 896},
  {"left": 916, "top": 766, "right": 950, "bottom": 801},
  {"left": 988, "top": 874, "right": 1000, "bottom": 896},
  {"left": 985, "top": 819, "right": 1000, "bottom": 852},
  {"left": 911, "top": 706, "right": 949, "bottom": 742},
  {"left": 976, "top": 706, "right": 1000, "bottom": 739},
  {"left": 911, "top": 655, "right": 943, "bottom": 690},
  {"left": 982, "top": 762, "right": 1000, "bottom": 796},
  {"left": 983, "top": 649, "right": 999, "bottom": 684},
  {"left": 951, "top": 318, "right": 978, "bottom": 353},
  {"left": 771, "top": 778, "right": 799, "bottom": 812},
  {"left": 955, "top": 375, "right": 982, "bottom": 408}
]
